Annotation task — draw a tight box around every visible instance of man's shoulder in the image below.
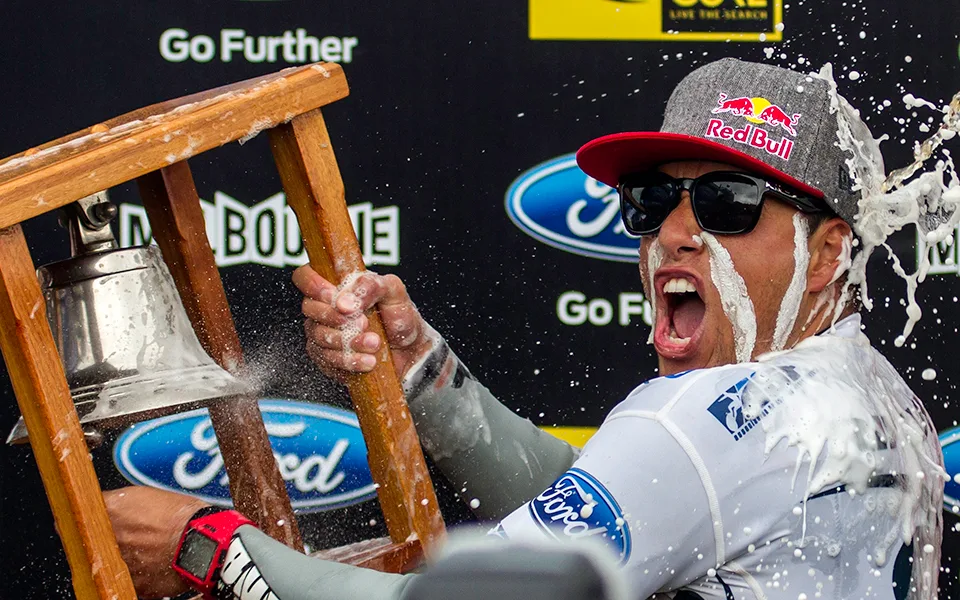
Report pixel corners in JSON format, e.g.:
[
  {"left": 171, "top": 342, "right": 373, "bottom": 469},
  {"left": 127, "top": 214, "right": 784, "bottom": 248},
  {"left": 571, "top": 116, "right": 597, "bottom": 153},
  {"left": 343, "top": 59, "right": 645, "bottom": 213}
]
[
  {"left": 608, "top": 341, "right": 867, "bottom": 436},
  {"left": 611, "top": 363, "right": 759, "bottom": 420}
]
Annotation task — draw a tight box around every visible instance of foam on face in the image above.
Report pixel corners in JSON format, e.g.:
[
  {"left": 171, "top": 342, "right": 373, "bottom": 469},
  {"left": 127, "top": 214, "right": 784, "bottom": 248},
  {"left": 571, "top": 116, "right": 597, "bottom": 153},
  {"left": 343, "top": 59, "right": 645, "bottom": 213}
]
[
  {"left": 771, "top": 213, "right": 810, "bottom": 352},
  {"left": 699, "top": 233, "right": 756, "bottom": 363},
  {"left": 644, "top": 241, "right": 663, "bottom": 345},
  {"left": 743, "top": 324, "right": 945, "bottom": 599},
  {"left": 827, "top": 234, "right": 853, "bottom": 287}
]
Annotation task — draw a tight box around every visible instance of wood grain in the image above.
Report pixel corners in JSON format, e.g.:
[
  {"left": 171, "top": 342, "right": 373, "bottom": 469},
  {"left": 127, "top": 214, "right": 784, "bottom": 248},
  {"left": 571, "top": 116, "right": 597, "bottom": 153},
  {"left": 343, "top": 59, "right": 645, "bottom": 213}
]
[
  {"left": 269, "top": 109, "right": 447, "bottom": 554},
  {"left": 137, "top": 161, "right": 303, "bottom": 550},
  {"left": 313, "top": 538, "right": 424, "bottom": 573},
  {"left": 0, "top": 225, "right": 136, "bottom": 600},
  {"left": 0, "top": 62, "right": 348, "bottom": 230}
]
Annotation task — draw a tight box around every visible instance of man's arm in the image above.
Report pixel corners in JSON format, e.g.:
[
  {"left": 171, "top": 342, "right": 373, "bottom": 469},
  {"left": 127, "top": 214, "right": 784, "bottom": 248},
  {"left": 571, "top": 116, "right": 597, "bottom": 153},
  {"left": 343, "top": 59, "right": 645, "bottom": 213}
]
[
  {"left": 217, "top": 526, "right": 413, "bottom": 600},
  {"left": 105, "top": 487, "right": 413, "bottom": 600},
  {"left": 295, "top": 267, "right": 577, "bottom": 519},
  {"left": 402, "top": 334, "right": 579, "bottom": 521}
]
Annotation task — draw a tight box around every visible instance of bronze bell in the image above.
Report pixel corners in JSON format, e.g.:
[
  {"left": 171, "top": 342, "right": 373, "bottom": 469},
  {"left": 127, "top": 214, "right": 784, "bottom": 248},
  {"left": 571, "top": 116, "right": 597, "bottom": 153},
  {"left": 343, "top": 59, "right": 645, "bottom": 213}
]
[{"left": 7, "top": 192, "right": 251, "bottom": 445}]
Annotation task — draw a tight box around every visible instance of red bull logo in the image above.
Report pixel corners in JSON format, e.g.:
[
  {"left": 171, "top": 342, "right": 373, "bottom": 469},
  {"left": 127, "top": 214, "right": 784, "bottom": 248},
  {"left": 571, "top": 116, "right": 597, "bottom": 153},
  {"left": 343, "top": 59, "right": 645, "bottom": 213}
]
[
  {"left": 706, "top": 92, "right": 800, "bottom": 161},
  {"left": 711, "top": 93, "right": 801, "bottom": 136}
]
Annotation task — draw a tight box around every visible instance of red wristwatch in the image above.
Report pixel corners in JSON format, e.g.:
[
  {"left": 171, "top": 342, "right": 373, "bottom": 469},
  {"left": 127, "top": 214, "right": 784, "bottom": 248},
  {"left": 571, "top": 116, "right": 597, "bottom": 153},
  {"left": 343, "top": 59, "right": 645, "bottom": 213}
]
[{"left": 172, "top": 507, "right": 255, "bottom": 599}]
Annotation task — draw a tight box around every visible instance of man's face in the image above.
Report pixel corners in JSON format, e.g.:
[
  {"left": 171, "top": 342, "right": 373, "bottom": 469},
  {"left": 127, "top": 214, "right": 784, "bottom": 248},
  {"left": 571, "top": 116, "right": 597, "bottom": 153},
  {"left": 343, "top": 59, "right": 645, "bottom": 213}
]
[{"left": 638, "top": 160, "right": 806, "bottom": 375}]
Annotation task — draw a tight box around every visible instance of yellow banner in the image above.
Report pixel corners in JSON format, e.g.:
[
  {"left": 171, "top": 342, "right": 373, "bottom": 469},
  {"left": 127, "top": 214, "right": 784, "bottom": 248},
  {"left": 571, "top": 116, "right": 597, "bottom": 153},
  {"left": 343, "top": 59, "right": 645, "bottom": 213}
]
[
  {"left": 529, "top": 0, "right": 783, "bottom": 42},
  {"left": 541, "top": 426, "right": 599, "bottom": 449}
]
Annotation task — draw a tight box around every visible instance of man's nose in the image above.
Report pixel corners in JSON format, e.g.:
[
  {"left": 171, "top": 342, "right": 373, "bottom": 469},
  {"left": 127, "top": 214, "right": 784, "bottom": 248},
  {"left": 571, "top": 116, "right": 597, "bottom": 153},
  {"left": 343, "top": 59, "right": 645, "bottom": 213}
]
[{"left": 657, "top": 193, "right": 703, "bottom": 257}]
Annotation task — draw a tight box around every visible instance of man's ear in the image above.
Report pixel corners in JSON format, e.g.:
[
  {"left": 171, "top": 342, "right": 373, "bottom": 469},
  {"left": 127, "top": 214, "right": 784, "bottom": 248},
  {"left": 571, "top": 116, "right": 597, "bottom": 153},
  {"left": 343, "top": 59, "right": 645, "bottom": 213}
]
[{"left": 806, "top": 217, "right": 852, "bottom": 294}]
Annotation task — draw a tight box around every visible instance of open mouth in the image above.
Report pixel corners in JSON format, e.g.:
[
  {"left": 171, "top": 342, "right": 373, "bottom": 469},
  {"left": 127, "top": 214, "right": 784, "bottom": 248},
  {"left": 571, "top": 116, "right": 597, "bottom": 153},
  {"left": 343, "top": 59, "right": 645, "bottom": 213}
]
[{"left": 655, "top": 274, "right": 707, "bottom": 358}]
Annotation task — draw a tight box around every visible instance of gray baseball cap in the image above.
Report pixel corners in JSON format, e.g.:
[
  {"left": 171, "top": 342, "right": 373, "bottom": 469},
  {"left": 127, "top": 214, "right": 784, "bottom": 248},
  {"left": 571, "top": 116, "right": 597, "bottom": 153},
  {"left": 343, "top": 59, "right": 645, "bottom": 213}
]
[{"left": 577, "top": 58, "right": 881, "bottom": 225}]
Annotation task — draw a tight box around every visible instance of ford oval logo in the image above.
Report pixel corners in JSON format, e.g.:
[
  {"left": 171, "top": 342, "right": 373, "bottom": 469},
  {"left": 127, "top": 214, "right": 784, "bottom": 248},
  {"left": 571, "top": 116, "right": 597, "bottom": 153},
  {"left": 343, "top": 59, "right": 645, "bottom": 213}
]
[
  {"left": 941, "top": 427, "right": 960, "bottom": 514},
  {"left": 113, "top": 399, "right": 377, "bottom": 512},
  {"left": 505, "top": 154, "right": 640, "bottom": 262},
  {"left": 529, "top": 467, "right": 631, "bottom": 564}
]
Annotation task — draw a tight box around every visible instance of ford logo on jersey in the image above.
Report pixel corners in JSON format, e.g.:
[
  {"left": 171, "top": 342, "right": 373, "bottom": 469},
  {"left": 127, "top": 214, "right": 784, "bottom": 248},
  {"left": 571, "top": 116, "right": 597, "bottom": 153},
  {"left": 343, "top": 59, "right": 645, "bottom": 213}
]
[
  {"left": 505, "top": 154, "right": 640, "bottom": 263},
  {"left": 939, "top": 427, "right": 960, "bottom": 513},
  {"left": 113, "top": 399, "right": 377, "bottom": 512},
  {"left": 529, "top": 467, "right": 631, "bottom": 564}
]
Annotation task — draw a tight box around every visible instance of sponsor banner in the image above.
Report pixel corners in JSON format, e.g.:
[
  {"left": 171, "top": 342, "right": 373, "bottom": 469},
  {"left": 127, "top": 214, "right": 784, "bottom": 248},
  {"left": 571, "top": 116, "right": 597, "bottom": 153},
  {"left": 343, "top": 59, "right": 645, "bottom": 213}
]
[
  {"left": 556, "top": 290, "right": 653, "bottom": 327},
  {"left": 159, "top": 28, "right": 358, "bottom": 64},
  {"left": 539, "top": 426, "right": 598, "bottom": 449},
  {"left": 119, "top": 192, "right": 400, "bottom": 268},
  {"left": 940, "top": 427, "right": 960, "bottom": 514},
  {"left": 529, "top": 0, "right": 782, "bottom": 42},
  {"left": 113, "top": 399, "right": 378, "bottom": 512},
  {"left": 506, "top": 154, "right": 640, "bottom": 263},
  {"left": 919, "top": 227, "right": 960, "bottom": 277}
]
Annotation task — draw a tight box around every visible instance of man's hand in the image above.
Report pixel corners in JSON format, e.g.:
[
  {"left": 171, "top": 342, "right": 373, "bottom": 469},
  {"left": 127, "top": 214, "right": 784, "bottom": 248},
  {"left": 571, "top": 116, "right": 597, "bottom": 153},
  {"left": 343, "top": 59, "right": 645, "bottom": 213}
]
[
  {"left": 293, "top": 266, "right": 436, "bottom": 382},
  {"left": 103, "top": 486, "right": 208, "bottom": 599}
]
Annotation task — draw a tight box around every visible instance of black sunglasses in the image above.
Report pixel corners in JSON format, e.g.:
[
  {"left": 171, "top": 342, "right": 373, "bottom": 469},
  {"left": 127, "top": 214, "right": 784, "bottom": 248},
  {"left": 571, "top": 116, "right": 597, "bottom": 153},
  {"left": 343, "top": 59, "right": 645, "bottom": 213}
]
[{"left": 618, "top": 171, "right": 827, "bottom": 236}]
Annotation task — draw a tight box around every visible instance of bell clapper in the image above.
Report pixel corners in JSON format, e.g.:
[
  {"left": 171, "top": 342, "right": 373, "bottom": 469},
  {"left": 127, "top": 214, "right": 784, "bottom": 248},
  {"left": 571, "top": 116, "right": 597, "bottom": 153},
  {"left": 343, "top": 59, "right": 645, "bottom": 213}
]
[{"left": 61, "top": 190, "right": 120, "bottom": 257}]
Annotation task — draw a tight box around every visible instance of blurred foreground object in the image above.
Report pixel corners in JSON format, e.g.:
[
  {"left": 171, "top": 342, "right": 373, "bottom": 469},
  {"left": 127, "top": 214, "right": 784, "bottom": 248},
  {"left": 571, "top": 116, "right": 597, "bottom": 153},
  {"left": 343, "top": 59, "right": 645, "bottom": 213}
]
[{"left": 403, "top": 533, "right": 626, "bottom": 600}]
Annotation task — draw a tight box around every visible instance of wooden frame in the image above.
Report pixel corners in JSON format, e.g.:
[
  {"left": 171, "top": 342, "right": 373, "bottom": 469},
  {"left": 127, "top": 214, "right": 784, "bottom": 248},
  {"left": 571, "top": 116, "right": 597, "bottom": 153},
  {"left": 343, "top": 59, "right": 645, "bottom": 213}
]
[{"left": 0, "top": 62, "right": 444, "bottom": 599}]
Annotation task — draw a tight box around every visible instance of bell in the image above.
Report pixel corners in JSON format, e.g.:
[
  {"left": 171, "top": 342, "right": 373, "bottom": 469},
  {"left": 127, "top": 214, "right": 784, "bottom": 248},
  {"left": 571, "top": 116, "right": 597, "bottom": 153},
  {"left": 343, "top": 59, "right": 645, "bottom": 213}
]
[{"left": 7, "top": 192, "right": 252, "bottom": 445}]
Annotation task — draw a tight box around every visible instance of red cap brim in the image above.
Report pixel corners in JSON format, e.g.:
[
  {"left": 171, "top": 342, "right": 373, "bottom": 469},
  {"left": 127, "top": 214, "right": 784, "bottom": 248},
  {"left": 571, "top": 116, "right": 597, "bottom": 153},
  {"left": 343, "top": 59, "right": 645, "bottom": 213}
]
[{"left": 576, "top": 132, "right": 825, "bottom": 200}]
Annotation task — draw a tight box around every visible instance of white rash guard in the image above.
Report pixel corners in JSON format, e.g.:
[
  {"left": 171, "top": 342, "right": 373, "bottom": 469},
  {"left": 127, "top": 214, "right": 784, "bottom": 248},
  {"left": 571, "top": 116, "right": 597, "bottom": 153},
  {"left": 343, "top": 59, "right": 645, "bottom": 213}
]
[
  {"left": 208, "top": 315, "right": 942, "bottom": 600},
  {"left": 495, "top": 315, "right": 943, "bottom": 600}
]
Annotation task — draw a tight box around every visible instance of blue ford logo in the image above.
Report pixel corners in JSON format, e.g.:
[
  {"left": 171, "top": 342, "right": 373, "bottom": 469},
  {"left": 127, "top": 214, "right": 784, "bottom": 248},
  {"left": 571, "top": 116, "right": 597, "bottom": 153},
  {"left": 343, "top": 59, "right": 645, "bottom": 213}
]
[
  {"left": 505, "top": 154, "right": 640, "bottom": 262},
  {"left": 529, "top": 468, "right": 631, "bottom": 564},
  {"left": 940, "top": 427, "right": 960, "bottom": 514},
  {"left": 113, "top": 399, "right": 377, "bottom": 512}
]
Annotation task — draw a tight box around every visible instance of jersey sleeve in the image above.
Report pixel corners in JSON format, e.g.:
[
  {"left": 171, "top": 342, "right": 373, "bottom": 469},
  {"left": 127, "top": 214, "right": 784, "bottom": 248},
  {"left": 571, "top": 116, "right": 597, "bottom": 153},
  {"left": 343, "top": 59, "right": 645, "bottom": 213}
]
[
  {"left": 403, "top": 335, "right": 579, "bottom": 521},
  {"left": 496, "top": 411, "right": 721, "bottom": 597},
  {"left": 217, "top": 525, "right": 414, "bottom": 600},
  {"left": 495, "top": 366, "right": 820, "bottom": 599}
]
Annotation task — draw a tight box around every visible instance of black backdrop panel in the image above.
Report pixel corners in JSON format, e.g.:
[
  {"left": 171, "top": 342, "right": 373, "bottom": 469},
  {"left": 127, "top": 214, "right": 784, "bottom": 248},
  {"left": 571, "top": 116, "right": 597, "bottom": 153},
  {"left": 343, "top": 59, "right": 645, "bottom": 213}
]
[{"left": 1, "top": 1, "right": 959, "bottom": 597}]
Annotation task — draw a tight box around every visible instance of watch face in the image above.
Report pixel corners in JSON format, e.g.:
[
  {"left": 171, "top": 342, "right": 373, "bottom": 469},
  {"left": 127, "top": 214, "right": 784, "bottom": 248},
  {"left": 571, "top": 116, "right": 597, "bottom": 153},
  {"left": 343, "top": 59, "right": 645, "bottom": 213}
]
[{"left": 176, "top": 530, "right": 220, "bottom": 580}]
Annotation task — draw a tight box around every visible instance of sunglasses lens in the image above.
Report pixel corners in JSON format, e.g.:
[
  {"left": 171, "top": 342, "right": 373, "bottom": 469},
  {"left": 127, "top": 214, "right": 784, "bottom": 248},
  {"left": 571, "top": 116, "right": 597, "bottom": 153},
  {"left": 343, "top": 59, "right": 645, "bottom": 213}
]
[
  {"left": 620, "top": 175, "right": 677, "bottom": 235},
  {"left": 694, "top": 174, "right": 762, "bottom": 234}
]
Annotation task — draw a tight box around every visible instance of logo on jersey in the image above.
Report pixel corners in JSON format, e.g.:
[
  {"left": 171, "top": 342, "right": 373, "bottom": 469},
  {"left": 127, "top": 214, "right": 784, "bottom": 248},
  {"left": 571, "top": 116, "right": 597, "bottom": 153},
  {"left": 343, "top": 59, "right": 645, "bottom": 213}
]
[
  {"left": 707, "top": 374, "right": 762, "bottom": 440},
  {"left": 708, "top": 367, "right": 802, "bottom": 440},
  {"left": 528, "top": 468, "right": 631, "bottom": 564}
]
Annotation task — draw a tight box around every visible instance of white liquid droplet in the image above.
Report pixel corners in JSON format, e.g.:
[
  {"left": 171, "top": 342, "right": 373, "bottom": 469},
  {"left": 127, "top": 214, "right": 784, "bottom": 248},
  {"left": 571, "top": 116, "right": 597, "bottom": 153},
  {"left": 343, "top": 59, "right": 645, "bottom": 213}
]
[
  {"left": 922, "top": 368, "right": 937, "bottom": 380},
  {"left": 470, "top": 498, "right": 480, "bottom": 509}
]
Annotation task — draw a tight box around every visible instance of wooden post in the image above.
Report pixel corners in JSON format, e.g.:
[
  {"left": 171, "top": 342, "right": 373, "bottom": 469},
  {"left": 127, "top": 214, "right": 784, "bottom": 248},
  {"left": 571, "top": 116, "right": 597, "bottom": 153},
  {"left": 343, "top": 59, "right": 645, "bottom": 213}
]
[
  {"left": 137, "top": 162, "right": 303, "bottom": 550},
  {"left": 269, "top": 109, "right": 446, "bottom": 553},
  {"left": 0, "top": 225, "right": 136, "bottom": 600}
]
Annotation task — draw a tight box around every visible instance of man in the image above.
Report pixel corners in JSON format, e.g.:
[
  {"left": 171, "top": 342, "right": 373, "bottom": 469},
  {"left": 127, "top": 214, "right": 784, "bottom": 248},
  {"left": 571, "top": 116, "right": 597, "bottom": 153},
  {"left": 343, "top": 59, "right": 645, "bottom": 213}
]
[{"left": 105, "top": 58, "right": 944, "bottom": 600}]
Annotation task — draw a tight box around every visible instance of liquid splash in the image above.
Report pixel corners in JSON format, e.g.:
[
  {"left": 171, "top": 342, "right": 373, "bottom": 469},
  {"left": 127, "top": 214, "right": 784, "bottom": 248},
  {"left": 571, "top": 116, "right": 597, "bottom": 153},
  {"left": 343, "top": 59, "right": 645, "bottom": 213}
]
[
  {"left": 744, "top": 322, "right": 945, "bottom": 600},
  {"left": 812, "top": 64, "right": 960, "bottom": 344}
]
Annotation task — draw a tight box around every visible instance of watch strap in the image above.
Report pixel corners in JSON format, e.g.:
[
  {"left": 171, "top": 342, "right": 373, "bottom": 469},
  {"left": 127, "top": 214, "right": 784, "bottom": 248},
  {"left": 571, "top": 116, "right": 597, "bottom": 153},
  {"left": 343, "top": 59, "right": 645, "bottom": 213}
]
[
  {"left": 174, "top": 508, "right": 256, "bottom": 599},
  {"left": 188, "top": 505, "right": 227, "bottom": 523}
]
